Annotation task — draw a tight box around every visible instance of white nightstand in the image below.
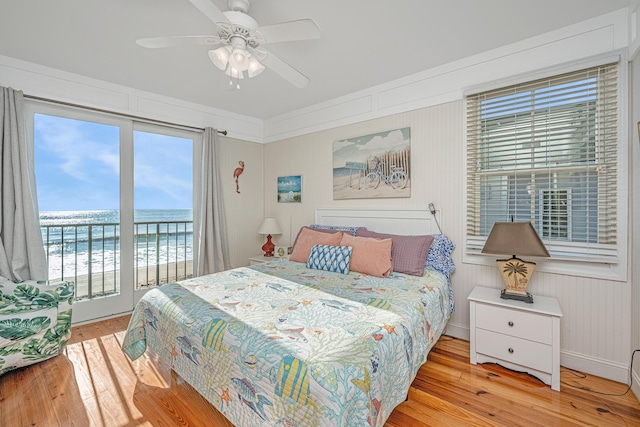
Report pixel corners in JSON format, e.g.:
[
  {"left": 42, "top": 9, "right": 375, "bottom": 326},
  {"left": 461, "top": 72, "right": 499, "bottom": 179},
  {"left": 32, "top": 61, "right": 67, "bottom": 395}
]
[
  {"left": 468, "top": 286, "right": 563, "bottom": 391},
  {"left": 248, "top": 254, "right": 273, "bottom": 265}
]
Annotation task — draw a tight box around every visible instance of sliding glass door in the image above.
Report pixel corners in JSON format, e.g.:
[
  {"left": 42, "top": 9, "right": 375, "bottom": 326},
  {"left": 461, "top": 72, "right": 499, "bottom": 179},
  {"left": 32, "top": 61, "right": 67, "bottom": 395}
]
[
  {"left": 133, "top": 124, "right": 195, "bottom": 295},
  {"left": 27, "top": 102, "right": 199, "bottom": 323}
]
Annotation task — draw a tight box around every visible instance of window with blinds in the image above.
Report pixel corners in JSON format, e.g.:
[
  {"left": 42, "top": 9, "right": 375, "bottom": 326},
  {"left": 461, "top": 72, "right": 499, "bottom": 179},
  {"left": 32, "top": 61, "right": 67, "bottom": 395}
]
[{"left": 466, "top": 62, "right": 619, "bottom": 263}]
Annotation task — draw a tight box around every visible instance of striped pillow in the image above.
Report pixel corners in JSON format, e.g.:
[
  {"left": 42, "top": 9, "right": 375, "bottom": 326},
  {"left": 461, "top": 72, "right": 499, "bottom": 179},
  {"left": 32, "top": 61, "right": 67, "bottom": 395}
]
[{"left": 306, "top": 244, "right": 352, "bottom": 274}]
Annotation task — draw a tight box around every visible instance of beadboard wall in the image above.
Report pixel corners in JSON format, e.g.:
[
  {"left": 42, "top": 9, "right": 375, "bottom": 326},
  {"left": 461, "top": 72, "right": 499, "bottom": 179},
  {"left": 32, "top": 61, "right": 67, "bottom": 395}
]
[
  {"left": 0, "top": 54, "right": 264, "bottom": 143},
  {"left": 630, "top": 14, "right": 640, "bottom": 399},
  {"left": 263, "top": 100, "right": 634, "bottom": 383},
  {"left": 217, "top": 137, "right": 265, "bottom": 269}
]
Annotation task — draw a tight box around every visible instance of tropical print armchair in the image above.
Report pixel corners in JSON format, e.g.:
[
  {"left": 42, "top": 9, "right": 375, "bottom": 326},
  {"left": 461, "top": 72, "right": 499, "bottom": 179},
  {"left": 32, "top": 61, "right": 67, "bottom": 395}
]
[{"left": 0, "top": 276, "right": 74, "bottom": 375}]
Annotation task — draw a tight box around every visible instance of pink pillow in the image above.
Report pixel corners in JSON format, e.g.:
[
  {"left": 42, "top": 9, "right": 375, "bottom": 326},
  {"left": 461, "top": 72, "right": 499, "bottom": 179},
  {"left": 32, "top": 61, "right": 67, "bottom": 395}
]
[
  {"left": 356, "top": 229, "right": 434, "bottom": 276},
  {"left": 290, "top": 228, "right": 343, "bottom": 263},
  {"left": 291, "top": 226, "right": 341, "bottom": 252},
  {"left": 340, "top": 233, "right": 393, "bottom": 278}
]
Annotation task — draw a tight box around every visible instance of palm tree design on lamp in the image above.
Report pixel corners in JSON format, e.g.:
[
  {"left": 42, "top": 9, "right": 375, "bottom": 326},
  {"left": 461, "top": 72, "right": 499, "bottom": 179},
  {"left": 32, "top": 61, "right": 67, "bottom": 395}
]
[
  {"left": 482, "top": 222, "right": 549, "bottom": 303},
  {"left": 501, "top": 260, "right": 530, "bottom": 294}
]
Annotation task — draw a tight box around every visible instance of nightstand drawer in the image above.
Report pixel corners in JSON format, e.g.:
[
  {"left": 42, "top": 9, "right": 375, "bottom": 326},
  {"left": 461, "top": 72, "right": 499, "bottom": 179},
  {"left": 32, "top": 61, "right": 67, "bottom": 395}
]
[
  {"left": 475, "top": 328, "right": 552, "bottom": 373},
  {"left": 476, "top": 303, "right": 552, "bottom": 345}
]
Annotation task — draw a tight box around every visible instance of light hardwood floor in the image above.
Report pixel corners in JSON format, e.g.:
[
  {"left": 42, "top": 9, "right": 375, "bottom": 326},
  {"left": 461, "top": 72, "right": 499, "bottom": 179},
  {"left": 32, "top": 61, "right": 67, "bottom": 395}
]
[{"left": 1, "top": 315, "right": 639, "bottom": 426}]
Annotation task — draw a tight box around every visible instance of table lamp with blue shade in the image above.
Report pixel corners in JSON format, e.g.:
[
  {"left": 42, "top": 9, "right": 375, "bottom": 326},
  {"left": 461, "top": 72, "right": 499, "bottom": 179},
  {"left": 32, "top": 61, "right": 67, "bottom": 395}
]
[{"left": 482, "top": 221, "right": 550, "bottom": 303}]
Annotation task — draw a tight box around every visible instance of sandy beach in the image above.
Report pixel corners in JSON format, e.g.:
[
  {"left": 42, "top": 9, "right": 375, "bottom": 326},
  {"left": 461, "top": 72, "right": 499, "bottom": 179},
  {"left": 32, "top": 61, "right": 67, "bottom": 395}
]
[{"left": 51, "top": 260, "right": 194, "bottom": 300}]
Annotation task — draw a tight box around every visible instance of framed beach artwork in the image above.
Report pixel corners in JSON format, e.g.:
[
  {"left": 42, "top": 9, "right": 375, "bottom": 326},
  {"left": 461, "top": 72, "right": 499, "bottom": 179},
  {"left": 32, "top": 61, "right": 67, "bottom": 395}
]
[
  {"left": 277, "top": 175, "right": 302, "bottom": 203},
  {"left": 333, "top": 127, "right": 411, "bottom": 200}
]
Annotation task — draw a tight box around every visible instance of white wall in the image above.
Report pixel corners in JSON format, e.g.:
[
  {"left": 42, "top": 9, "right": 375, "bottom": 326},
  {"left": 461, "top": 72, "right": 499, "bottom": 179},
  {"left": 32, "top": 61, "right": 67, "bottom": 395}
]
[
  {"left": 264, "top": 9, "right": 629, "bottom": 143},
  {"left": 0, "top": 55, "right": 264, "bottom": 143},
  {"left": 264, "top": 101, "right": 633, "bottom": 383},
  {"left": 629, "top": 1, "right": 640, "bottom": 402},
  {"left": 263, "top": 8, "right": 635, "bottom": 384},
  {"left": 631, "top": 59, "right": 640, "bottom": 404},
  {"left": 218, "top": 137, "right": 265, "bottom": 268}
]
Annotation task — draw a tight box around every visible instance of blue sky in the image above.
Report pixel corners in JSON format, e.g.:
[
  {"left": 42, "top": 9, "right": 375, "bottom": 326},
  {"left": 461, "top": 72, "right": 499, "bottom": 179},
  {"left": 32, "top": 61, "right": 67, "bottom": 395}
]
[
  {"left": 277, "top": 175, "right": 301, "bottom": 193},
  {"left": 332, "top": 127, "right": 411, "bottom": 169},
  {"left": 34, "top": 114, "right": 193, "bottom": 212}
]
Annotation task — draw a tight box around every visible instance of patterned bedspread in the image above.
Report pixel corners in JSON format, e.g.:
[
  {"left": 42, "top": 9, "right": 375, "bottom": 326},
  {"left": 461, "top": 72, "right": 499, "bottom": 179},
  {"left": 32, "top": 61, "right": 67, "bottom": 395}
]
[{"left": 122, "top": 258, "right": 450, "bottom": 427}]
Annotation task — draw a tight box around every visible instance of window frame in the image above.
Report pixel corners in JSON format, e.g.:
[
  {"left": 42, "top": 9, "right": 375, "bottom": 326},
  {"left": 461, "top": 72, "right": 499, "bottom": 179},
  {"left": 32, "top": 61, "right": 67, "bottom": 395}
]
[
  {"left": 538, "top": 188, "right": 572, "bottom": 241},
  {"left": 24, "top": 100, "right": 203, "bottom": 320},
  {"left": 462, "top": 52, "right": 628, "bottom": 282}
]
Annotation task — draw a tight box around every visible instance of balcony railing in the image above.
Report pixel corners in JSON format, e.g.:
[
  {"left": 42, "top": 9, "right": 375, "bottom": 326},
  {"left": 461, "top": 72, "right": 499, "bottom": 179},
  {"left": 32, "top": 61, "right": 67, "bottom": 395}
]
[{"left": 41, "top": 220, "right": 193, "bottom": 301}]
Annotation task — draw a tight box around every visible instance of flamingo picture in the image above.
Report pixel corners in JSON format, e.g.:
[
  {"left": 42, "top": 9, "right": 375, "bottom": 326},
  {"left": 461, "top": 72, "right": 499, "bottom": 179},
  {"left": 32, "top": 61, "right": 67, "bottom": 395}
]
[{"left": 233, "top": 161, "right": 245, "bottom": 194}]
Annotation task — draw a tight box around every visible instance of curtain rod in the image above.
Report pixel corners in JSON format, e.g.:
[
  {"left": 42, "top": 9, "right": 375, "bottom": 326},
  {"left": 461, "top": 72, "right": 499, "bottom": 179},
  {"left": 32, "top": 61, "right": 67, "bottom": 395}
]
[{"left": 23, "top": 94, "right": 228, "bottom": 136}]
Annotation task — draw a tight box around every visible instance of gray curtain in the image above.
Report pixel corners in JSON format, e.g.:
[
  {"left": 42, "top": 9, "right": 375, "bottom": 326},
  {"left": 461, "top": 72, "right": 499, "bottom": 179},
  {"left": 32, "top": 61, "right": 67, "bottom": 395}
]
[
  {"left": 0, "top": 87, "right": 47, "bottom": 280},
  {"left": 196, "top": 127, "right": 230, "bottom": 275}
]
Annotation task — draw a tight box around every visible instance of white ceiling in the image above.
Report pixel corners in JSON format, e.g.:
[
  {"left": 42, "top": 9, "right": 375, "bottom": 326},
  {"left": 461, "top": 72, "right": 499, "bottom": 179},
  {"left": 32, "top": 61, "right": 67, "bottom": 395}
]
[{"left": 0, "top": 0, "right": 632, "bottom": 120}]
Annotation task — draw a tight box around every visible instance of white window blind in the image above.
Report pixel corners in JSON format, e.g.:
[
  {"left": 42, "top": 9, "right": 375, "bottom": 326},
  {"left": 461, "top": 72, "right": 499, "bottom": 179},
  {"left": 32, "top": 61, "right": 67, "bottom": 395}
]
[{"left": 466, "top": 62, "right": 618, "bottom": 263}]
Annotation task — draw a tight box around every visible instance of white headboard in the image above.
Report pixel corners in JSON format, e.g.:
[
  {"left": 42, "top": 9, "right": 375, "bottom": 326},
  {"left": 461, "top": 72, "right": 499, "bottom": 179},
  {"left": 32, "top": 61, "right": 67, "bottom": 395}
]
[{"left": 314, "top": 208, "right": 442, "bottom": 235}]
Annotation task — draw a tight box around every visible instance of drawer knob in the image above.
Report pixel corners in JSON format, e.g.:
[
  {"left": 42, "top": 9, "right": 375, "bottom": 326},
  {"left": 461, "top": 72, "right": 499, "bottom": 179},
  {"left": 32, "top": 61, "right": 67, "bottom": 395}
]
[
  {"left": 508, "top": 348, "right": 514, "bottom": 354},
  {"left": 508, "top": 321, "right": 514, "bottom": 327}
]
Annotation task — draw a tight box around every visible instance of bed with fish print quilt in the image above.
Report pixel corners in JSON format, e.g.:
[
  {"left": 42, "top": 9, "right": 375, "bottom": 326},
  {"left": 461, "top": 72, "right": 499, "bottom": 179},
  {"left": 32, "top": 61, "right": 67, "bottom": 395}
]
[{"left": 122, "top": 253, "right": 452, "bottom": 427}]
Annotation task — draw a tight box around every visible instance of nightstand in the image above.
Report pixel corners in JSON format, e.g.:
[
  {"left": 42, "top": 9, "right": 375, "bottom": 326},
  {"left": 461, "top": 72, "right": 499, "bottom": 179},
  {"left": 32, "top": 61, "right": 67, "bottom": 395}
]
[
  {"left": 248, "top": 254, "right": 272, "bottom": 265},
  {"left": 468, "top": 285, "right": 563, "bottom": 391}
]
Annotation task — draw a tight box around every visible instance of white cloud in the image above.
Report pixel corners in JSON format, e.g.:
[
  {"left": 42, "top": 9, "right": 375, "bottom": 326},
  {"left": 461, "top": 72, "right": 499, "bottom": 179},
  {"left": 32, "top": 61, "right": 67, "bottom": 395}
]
[
  {"left": 334, "top": 139, "right": 354, "bottom": 151},
  {"left": 357, "top": 129, "right": 408, "bottom": 151}
]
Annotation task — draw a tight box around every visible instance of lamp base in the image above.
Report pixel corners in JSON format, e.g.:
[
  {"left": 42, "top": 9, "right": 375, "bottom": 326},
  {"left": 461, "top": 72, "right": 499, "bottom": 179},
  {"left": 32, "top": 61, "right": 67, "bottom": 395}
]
[
  {"left": 262, "top": 234, "right": 275, "bottom": 257},
  {"left": 500, "top": 289, "right": 534, "bottom": 303},
  {"left": 496, "top": 257, "right": 536, "bottom": 303}
]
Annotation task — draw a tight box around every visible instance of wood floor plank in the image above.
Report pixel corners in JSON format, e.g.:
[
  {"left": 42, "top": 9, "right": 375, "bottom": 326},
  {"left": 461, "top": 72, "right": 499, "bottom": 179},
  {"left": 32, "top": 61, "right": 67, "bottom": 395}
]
[
  {"left": 0, "top": 315, "right": 638, "bottom": 427},
  {"left": 45, "top": 355, "right": 93, "bottom": 427},
  {"left": 417, "top": 358, "right": 633, "bottom": 427},
  {"left": 396, "top": 388, "right": 503, "bottom": 427},
  {"left": 421, "top": 340, "right": 640, "bottom": 427}
]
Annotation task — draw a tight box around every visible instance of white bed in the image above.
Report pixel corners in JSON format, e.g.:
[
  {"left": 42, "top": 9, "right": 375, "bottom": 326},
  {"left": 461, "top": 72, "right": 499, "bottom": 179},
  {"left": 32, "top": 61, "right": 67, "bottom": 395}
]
[{"left": 314, "top": 208, "right": 442, "bottom": 235}]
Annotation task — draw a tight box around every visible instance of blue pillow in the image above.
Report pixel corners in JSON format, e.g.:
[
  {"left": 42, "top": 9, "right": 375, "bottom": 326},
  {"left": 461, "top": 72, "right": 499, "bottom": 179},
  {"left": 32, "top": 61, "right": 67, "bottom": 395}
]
[
  {"left": 425, "top": 234, "right": 456, "bottom": 278},
  {"left": 306, "top": 244, "right": 352, "bottom": 274},
  {"left": 425, "top": 234, "right": 456, "bottom": 313},
  {"left": 309, "top": 224, "right": 363, "bottom": 236}
]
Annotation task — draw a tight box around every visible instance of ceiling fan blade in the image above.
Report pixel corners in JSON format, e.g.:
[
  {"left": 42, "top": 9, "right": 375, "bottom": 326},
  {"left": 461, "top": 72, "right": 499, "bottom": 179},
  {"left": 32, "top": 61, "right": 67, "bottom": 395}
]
[
  {"left": 257, "top": 19, "right": 321, "bottom": 44},
  {"left": 188, "top": 0, "right": 230, "bottom": 24},
  {"left": 260, "top": 49, "right": 310, "bottom": 88},
  {"left": 136, "top": 35, "right": 221, "bottom": 49}
]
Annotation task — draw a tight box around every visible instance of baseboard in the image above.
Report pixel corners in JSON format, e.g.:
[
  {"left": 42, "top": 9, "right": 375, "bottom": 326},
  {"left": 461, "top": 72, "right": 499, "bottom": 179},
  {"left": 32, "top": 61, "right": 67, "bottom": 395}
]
[
  {"left": 560, "top": 350, "right": 629, "bottom": 384},
  {"left": 72, "top": 310, "right": 133, "bottom": 327},
  {"left": 442, "top": 321, "right": 469, "bottom": 341}
]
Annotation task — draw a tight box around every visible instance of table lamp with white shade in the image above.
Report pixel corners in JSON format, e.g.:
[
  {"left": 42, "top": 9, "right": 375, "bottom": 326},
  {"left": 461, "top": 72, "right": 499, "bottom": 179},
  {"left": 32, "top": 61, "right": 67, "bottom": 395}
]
[{"left": 258, "top": 218, "right": 282, "bottom": 257}]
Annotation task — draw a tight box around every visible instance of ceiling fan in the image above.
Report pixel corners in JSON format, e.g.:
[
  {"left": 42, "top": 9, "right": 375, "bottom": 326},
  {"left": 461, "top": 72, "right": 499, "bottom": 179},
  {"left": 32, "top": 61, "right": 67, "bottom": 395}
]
[{"left": 136, "top": 0, "right": 320, "bottom": 88}]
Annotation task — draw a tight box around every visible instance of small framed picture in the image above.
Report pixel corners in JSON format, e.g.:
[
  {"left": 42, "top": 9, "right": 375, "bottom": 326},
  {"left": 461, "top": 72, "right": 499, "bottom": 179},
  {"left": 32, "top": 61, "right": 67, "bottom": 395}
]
[
  {"left": 274, "top": 246, "right": 288, "bottom": 257},
  {"left": 277, "top": 175, "right": 302, "bottom": 203}
]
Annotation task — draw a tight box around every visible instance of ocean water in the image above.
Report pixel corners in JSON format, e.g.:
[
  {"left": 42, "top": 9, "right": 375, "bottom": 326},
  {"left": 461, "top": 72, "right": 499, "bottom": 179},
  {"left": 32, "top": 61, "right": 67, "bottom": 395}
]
[{"left": 40, "top": 209, "right": 193, "bottom": 279}]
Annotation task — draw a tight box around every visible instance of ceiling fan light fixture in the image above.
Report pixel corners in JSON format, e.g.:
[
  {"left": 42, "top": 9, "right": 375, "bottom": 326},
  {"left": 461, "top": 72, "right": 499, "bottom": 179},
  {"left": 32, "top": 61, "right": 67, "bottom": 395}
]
[
  {"left": 225, "top": 65, "right": 244, "bottom": 79},
  {"left": 247, "top": 56, "right": 265, "bottom": 78},
  {"left": 141, "top": 0, "right": 320, "bottom": 88},
  {"left": 209, "top": 46, "right": 231, "bottom": 70},
  {"left": 229, "top": 47, "right": 249, "bottom": 71}
]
